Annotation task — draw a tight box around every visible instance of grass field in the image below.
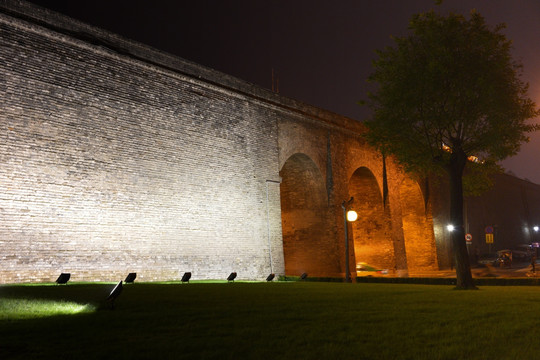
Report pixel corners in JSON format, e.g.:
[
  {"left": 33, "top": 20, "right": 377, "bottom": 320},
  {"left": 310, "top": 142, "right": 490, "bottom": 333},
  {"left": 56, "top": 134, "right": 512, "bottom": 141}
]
[{"left": 1, "top": 281, "right": 539, "bottom": 359}]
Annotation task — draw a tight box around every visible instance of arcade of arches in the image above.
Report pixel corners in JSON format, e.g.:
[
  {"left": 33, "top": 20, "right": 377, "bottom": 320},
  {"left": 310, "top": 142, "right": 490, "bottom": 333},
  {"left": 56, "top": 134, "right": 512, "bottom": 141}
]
[{"left": 280, "top": 154, "right": 438, "bottom": 277}]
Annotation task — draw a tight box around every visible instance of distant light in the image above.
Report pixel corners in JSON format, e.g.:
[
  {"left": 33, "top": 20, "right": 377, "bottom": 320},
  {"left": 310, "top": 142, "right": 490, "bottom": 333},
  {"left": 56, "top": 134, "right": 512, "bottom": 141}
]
[
  {"left": 447, "top": 224, "right": 455, "bottom": 232},
  {"left": 442, "top": 143, "right": 452, "bottom": 153},
  {"left": 467, "top": 155, "right": 481, "bottom": 163},
  {"left": 346, "top": 210, "right": 358, "bottom": 222},
  {"left": 443, "top": 143, "right": 483, "bottom": 163},
  {"left": 534, "top": 226, "right": 539, "bottom": 232}
]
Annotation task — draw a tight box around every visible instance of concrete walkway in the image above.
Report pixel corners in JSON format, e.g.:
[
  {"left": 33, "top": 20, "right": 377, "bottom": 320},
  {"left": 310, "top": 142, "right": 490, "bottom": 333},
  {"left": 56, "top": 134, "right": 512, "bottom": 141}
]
[{"left": 408, "top": 262, "right": 538, "bottom": 278}]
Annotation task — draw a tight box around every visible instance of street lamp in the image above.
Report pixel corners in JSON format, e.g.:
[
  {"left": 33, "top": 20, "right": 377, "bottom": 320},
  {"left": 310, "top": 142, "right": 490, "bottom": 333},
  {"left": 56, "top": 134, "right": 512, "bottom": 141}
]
[
  {"left": 341, "top": 197, "right": 358, "bottom": 283},
  {"left": 347, "top": 210, "right": 358, "bottom": 222},
  {"left": 533, "top": 226, "right": 540, "bottom": 257},
  {"left": 447, "top": 224, "right": 455, "bottom": 232}
]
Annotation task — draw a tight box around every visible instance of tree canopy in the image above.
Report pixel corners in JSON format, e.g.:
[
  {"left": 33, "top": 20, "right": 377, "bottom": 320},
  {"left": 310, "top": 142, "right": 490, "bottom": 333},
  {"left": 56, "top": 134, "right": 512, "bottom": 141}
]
[
  {"left": 364, "top": 10, "right": 538, "bottom": 176},
  {"left": 362, "top": 10, "right": 539, "bottom": 289}
]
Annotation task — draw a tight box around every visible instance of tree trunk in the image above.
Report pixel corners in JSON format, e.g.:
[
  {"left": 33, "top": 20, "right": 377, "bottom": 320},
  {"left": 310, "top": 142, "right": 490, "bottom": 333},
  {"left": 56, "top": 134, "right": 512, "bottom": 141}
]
[{"left": 448, "top": 150, "right": 477, "bottom": 290}]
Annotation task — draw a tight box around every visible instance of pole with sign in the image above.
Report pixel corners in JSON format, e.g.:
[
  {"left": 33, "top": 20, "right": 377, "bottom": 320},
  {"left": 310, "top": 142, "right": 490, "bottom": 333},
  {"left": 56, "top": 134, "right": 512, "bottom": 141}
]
[{"left": 465, "top": 233, "right": 472, "bottom": 254}]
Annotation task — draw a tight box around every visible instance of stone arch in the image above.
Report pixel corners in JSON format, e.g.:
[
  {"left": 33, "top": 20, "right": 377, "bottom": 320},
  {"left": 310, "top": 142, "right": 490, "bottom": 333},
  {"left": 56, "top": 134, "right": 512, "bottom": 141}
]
[
  {"left": 399, "top": 177, "right": 438, "bottom": 272},
  {"left": 279, "top": 153, "right": 338, "bottom": 276},
  {"left": 349, "top": 167, "right": 394, "bottom": 272}
]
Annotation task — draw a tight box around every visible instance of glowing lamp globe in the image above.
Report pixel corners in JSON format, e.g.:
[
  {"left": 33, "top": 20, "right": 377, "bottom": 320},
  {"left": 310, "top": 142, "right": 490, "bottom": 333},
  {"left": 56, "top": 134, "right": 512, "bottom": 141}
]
[
  {"left": 346, "top": 210, "right": 358, "bottom": 222},
  {"left": 534, "top": 226, "right": 539, "bottom": 232},
  {"left": 446, "top": 224, "right": 455, "bottom": 232}
]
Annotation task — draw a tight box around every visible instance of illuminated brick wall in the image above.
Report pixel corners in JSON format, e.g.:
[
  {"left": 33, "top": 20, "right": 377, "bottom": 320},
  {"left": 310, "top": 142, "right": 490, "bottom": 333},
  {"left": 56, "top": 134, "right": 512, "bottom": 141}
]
[
  {"left": 277, "top": 116, "right": 412, "bottom": 278},
  {"left": 279, "top": 153, "right": 340, "bottom": 277},
  {"left": 2, "top": 0, "right": 400, "bottom": 283},
  {"left": 1, "top": 1, "right": 416, "bottom": 283},
  {"left": 399, "top": 178, "right": 438, "bottom": 272},
  {"left": 349, "top": 167, "right": 395, "bottom": 271},
  {"left": 1, "top": 1, "right": 289, "bottom": 282}
]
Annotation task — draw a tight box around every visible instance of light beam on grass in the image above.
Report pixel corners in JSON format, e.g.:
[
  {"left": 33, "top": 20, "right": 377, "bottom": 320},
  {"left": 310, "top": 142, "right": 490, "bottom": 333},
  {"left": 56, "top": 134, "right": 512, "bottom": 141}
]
[{"left": 0, "top": 298, "right": 96, "bottom": 320}]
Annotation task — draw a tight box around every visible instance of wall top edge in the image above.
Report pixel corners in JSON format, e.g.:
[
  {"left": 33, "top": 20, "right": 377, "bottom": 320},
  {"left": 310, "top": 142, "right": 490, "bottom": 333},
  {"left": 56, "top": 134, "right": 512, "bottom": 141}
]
[{"left": 0, "top": 0, "right": 366, "bottom": 135}]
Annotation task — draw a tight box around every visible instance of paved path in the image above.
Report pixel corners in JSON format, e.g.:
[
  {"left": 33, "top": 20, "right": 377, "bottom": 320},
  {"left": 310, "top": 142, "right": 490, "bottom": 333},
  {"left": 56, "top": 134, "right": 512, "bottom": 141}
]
[{"left": 408, "top": 261, "right": 538, "bottom": 278}]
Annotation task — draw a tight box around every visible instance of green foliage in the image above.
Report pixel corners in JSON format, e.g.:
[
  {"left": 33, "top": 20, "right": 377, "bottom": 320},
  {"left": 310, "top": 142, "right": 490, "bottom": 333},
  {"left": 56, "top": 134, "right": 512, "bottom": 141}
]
[
  {"left": 462, "top": 159, "right": 501, "bottom": 196},
  {"left": 3, "top": 283, "right": 540, "bottom": 359},
  {"left": 363, "top": 10, "right": 539, "bottom": 178}
]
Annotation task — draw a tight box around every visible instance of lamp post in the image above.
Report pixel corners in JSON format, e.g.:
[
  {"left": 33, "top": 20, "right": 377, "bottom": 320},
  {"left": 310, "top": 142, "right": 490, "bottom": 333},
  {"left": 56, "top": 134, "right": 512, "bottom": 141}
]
[
  {"left": 341, "top": 197, "right": 358, "bottom": 283},
  {"left": 534, "top": 226, "right": 539, "bottom": 257},
  {"left": 446, "top": 224, "right": 455, "bottom": 269}
]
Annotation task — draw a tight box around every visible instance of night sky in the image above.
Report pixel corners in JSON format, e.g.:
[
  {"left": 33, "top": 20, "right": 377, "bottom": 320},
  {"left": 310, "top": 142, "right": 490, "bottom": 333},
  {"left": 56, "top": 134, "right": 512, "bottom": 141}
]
[{"left": 27, "top": 0, "right": 540, "bottom": 184}]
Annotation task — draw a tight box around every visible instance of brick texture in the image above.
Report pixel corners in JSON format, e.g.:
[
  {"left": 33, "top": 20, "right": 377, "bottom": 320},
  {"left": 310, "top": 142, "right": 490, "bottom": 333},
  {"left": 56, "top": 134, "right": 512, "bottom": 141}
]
[{"left": 1, "top": 1, "right": 285, "bottom": 282}]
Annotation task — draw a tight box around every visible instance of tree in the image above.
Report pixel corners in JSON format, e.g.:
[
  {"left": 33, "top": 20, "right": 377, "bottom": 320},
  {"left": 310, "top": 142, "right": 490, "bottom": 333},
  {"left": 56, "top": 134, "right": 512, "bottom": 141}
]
[{"left": 362, "top": 10, "right": 539, "bottom": 289}]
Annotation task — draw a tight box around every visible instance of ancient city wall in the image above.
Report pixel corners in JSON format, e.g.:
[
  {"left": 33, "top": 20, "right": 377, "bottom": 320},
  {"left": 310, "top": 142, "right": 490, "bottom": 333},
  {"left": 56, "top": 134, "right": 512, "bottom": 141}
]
[
  {"left": 1, "top": 0, "right": 292, "bottom": 282},
  {"left": 0, "top": 0, "right": 472, "bottom": 283},
  {"left": 3, "top": 0, "right": 418, "bottom": 283}
]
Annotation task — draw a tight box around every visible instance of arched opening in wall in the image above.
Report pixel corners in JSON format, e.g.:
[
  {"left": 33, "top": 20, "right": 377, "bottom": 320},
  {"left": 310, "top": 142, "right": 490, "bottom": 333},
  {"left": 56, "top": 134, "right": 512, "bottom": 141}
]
[
  {"left": 280, "top": 153, "right": 338, "bottom": 277},
  {"left": 349, "top": 167, "right": 394, "bottom": 273},
  {"left": 399, "top": 177, "right": 438, "bottom": 272}
]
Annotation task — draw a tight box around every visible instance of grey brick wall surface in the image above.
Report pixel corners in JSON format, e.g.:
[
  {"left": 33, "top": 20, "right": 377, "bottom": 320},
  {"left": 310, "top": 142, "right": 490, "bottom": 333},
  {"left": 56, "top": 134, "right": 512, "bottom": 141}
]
[{"left": 1, "top": 1, "right": 287, "bottom": 282}]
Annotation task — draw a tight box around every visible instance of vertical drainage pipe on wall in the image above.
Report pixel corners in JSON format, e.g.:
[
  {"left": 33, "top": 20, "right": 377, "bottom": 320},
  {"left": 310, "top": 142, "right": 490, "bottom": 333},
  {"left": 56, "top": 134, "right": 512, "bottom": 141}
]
[{"left": 265, "top": 179, "right": 282, "bottom": 274}]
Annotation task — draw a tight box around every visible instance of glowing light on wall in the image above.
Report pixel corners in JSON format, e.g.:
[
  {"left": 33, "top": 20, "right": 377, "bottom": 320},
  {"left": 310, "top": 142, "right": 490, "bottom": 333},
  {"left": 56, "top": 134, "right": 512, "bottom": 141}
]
[
  {"left": 346, "top": 210, "right": 358, "bottom": 222},
  {"left": 446, "top": 224, "right": 455, "bottom": 232}
]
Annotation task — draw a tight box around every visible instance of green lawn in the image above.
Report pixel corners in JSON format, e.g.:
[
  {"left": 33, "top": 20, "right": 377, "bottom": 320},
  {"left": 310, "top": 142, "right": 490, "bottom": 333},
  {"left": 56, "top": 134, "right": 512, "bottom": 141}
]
[{"left": 0, "top": 281, "right": 538, "bottom": 359}]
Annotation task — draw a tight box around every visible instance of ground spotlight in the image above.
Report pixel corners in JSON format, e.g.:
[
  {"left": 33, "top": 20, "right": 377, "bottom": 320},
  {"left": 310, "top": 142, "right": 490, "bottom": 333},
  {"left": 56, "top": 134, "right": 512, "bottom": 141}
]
[
  {"left": 181, "top": 272, "right": 192, "bottom": 283},
  {"left": 56, "top": 273, "right": 70, "bottom": 285},
  {"left": 300, "top": 273, "right": 308, "bottom": 280},
  {"left": 106, "top": 281, "right": 123, "bottom": 309},
  {"left": 124, "top": 273, "right": 136, "bottom": 283},
  {"left": 227, "top": 272, "right": 237, "bottom": 282},
  {"left": 266, "top": 273, "right": 275, "bottom": 282}
]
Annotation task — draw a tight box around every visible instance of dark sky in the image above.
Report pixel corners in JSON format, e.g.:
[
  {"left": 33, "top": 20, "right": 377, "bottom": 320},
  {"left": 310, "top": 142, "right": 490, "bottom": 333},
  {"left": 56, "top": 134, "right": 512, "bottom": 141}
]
[{"left": 27, "top": 0, "right": 540, "bottom": 184}]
